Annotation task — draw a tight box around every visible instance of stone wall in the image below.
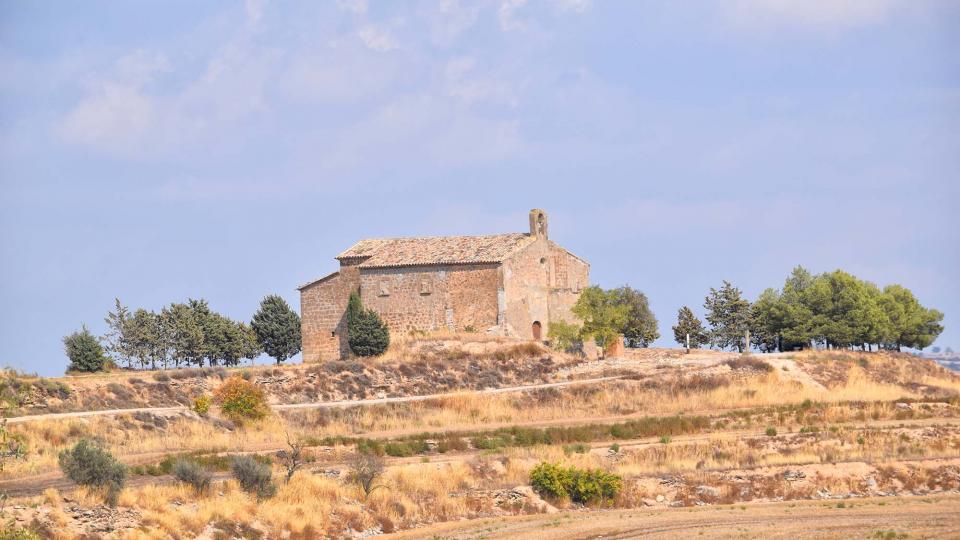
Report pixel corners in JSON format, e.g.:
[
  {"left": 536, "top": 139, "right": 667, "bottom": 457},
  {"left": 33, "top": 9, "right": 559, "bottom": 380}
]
[
  {"left": 299, "top": 263, "right": 360, "bottom": 363},
  {"left": 300, "top": 235, "right": 588, "bottom": 361},
  {"left": 359, "top": 263, "right": 500, "bottom": 335},
  {"left": 501, "top": 238, "right": 589, "bottom": 340}
]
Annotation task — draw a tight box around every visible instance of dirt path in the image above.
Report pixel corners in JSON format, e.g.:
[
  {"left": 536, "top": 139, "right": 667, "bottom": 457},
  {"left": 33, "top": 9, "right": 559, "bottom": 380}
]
[
  {"left": 764, "top": 355, "right": 827, "bottom": 390},
  {"left": 2, "top": 376, "right": 623, "bottom": 425},
  {"left": 388, "top": 495, "right": 960, "bottom": 539}
]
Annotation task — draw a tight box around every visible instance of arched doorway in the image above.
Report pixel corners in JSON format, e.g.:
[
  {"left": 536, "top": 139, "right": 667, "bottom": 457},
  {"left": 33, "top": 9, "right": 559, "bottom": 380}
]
[{"left": 532, "top": 321, "right": 542, "bottom": 341}]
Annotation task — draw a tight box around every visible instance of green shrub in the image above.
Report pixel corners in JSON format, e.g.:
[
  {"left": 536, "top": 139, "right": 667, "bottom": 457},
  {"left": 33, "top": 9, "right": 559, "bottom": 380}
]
[
  {"left": 172, "top": 459, "right": 212, "bottom": 494},
  {"left": 659, "top": 435, "right": 671, "bottom": 444},
  {"left": 563, "top": 443, "right": 589, "bottom": 455},
  {"left": 471, "top": 435, "right": 508, "bottom": 450},
  {"left": 346, "top": 292, "right": 390, "bottom": 357},
  {"left": 58, "top": 440, "right": 127, "bottom": 506},
  {"left": 355, "top": 439, "right": 384, "bottom": 456},
  {"left": 765, "top": 427, "right": 778, "bottom": 437},
  {"left": 213, "top": 376, "right": 268, "bottom": 422},
  {"left": 529, "top": 462, "right": 570, "bottom": 500},
  {"left": 609, "top": 443, "right": 620, "bottom": 453},
  {"left": 548, "top": 321, "right": 582, "bottom": 352},
  {"left": 436, "top": 436, "right": 469, "bottom": 453},
  {"left": 384, "top": 440, "right": 429, "bottom": 457},
  {"left": 192, "top": 395, "right": 211, "bottom": 415},
  {"left": 567, "top": 467, "right": 622, "bottom": 503},
  {"left": 530, "top": 462, "right": 621, "bottom": 504},
  {"left": 63, "top": 326, "right": 107, "bottom": 373},
  {"left": 231, "top": 455, "right": 276, "bottom": 499}
]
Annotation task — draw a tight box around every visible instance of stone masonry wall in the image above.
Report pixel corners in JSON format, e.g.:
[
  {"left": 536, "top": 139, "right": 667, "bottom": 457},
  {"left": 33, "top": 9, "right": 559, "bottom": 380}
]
[
  {"left": 501, "top": 238, "right": 589, "bottom": 340},
  {"left": 359, "top": 264, "right": 500, "bottom": 336},
  {"left": 299, "top": 262, "right": 361, "bottom": 363}
]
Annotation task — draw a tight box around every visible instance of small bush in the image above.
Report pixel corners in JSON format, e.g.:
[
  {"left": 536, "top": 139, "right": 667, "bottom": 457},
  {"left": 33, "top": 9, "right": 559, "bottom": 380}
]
[
  {"left": 530, "top": 462, "right": 621, "bottom": 504},
  {"left": 436, "top": 436, "right": 469, "bottom": 453},
  {"left": 384, "top": 440, "right": 429, "bottom": 457},
  {"left": 152, "top": 371, "right": 171, "bottom": 382},
  {"left": 192, "top": 395, "right": 211, "bottom": 415},
  {"left": 609, "top": 443, "right": 620, "bottom": 453},
  {"left": 563, "top": 443, "right": 590, "bottom": 455},
  {"left": 231, "top": 455, "right": 275, "bottom": 499},
  {"left": 58, "top": 440, "right": 126, "bottom": 506},
  {"left": 765, "top": 427, "right": 778, "bottom": 437},
  {"left": 63, "top": 326, "right": 107, "bottom": 373},
  {"left": 348, "top": 452, "right": 385, "bottom": 498},
  {"left": 172, "top": 459, "right": 212, "bottom": 494},
  {"left": 529, "top": 462, "right": 570, "bottom": 500},
  {"left": 724, "top": 357, "right": 773, "bottom": 373},
  {"left": 213, "top": 376, "right": 268, "bottom": 422},
  {"left": 659, "top": 435, "right": 672, "bottom": 444}
]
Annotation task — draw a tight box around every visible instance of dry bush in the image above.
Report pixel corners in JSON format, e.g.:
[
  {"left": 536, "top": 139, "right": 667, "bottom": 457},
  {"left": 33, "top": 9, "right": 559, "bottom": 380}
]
[
  {"left": 724, "top": 357, "right": 774, "bottom": 373},
  {"left": 213, "top": 377, "right": 269, "bottom": 422}
]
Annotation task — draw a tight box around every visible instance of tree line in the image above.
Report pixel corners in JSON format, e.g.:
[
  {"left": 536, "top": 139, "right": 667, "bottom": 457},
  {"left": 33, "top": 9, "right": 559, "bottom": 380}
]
[
  {"left": 63, "top": 295, "right": 302, "bottom": 372},
  {"left": 549, "top": 267, "right": 943, "bottom": 355},
  {"left": 673, "top": 266, "right": 944, "bottom": 353}
]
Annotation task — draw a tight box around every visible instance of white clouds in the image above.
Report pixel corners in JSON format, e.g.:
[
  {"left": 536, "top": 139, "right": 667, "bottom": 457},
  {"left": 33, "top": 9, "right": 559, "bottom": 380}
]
[
  {"left": 357, "top": 24, "right": 399, "bottom": 52},
  {"left": 57, "top": 51, "right": 169, "bottom": 152},
  {"left": 336, "top": 0, "right": 367, "bottom": 15},
  {"left": 725, "top": 0, "right": 902, "bottom": 30},
  {"left": 429, "top": 0, "right": 483, "bottom": 45},
  {"left": 279, "top": 44, "right": 401, "bottom": 105},
  {"left": 498, "top": 0, "right": 528, "bottom": 31},
  {"left": 555, "top": 0, "right": 591, "bottom": 14},
  {"left": 328, "top": 93, "right": 524, "bottom": 170},
  {"left": 444, "top": 57, "right": 518, "bottom": 107}
]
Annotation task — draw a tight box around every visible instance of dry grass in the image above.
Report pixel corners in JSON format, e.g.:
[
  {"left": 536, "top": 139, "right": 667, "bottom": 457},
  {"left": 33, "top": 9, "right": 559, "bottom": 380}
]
[
  {"left": 5, "top": 354, "right": 960, "bottom": 480},
  {"left": 20, "top": 419, "right": 959, "bottom": 539}
]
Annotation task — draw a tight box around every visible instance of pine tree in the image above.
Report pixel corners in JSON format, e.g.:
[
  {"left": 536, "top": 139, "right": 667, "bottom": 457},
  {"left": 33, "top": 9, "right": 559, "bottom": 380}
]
[
  {"left": 162, "top": 302, "right": 205, "bottom": 367},
  {"left": 749, "top": 288, "right": 783, "bottom": 352},
  {"left": 103, "top": 299, "right": 133, "bottom": 368},
  {"left": 64, "top": 326, "right": 108, "bottom": 373},
  {"left": 346, "top": 291, "right": 390, "bottom": 357},
  {"left": 672, "top": 307, "right": 708, "bottom": 350},
  {"left": 704, "top": 281, "right": 751, "bottom": 352},
  {"left": 251, "top": 295, "right": 302, "bottom": 364}
]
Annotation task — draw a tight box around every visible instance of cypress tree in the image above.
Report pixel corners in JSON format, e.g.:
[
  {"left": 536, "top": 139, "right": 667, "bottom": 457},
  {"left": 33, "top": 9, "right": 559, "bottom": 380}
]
[
  {"left": 346, "top": 291, "right": 390, "bottom": 357},
  {"left": 251, "top": 295, "right": 302, "bottom": 364}
]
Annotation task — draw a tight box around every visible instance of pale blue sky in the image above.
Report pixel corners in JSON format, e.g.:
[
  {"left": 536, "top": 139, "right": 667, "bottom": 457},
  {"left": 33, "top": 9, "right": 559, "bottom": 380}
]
[{"left": 1, "top": 1, "right": 958, "bottom": 376}]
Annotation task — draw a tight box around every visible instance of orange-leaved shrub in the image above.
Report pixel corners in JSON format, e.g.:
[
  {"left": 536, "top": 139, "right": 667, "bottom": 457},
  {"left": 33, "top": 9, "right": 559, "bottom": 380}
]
[{"left": 213, "top": 376, "right": 268, "bottom": 422}]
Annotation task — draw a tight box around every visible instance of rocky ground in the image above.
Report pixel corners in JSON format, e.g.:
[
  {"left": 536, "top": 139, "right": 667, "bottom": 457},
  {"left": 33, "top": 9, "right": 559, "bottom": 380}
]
[{"left": 3, "top": 338, "right": 571, "bottom": 416}]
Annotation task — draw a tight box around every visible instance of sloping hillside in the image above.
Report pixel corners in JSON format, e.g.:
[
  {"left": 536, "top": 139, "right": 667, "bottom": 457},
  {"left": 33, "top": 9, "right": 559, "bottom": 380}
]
[{"left": 2, "top": 336, "right": 574, "bottom": 416}]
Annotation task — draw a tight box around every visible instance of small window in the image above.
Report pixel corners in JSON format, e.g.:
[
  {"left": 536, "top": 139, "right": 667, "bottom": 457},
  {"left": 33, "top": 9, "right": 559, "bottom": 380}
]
[
  {"left": 378, "top": 279, "right": 390, "bottom": 296},
  {"left": 331, "top": 331, "right": 336, "bottom": 338},
  {"left": 420, "top": 280, "right": 432, "bottom": 295},
  {"left": 539, "top": 257, "right": 547, "bottom": 264}
]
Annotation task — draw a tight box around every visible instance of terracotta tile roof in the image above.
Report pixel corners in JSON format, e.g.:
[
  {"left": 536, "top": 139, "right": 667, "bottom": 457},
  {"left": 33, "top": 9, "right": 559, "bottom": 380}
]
[{"left": 336, "top": 233, "right": 535, "bottom": 268}]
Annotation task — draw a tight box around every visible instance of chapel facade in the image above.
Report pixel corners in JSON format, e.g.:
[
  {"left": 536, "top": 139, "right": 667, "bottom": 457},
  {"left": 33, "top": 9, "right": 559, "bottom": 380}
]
[{"left": 298, "top": 209, "right": 589, "bottom": 362}]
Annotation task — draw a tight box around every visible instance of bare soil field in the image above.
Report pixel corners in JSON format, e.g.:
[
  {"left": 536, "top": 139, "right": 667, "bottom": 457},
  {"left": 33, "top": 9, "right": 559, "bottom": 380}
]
[
  {"left": 2, "top": 341, "right": 960, "bottom": 539},
  {"left": 391, "top": 495, "right": 960, "bottom": 539}
]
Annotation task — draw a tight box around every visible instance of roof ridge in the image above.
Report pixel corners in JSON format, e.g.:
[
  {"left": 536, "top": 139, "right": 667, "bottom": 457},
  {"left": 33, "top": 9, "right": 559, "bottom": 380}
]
[{"left": 347, "top": 232, "right": 526, "bottom": 242}]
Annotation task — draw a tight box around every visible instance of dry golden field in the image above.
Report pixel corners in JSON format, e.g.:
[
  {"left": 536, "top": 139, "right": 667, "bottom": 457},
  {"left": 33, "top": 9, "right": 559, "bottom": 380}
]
[{"left": 2, "top": 344, "right": 959, "bottom": 539}]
